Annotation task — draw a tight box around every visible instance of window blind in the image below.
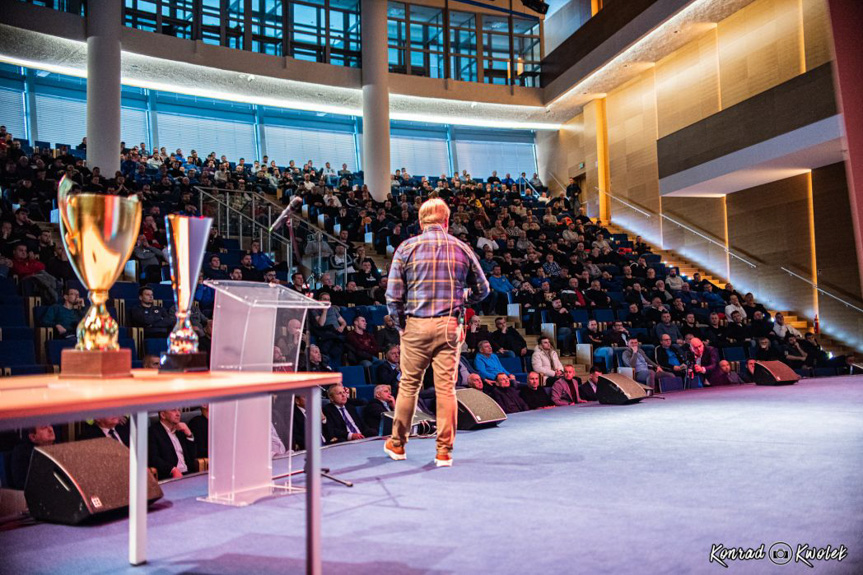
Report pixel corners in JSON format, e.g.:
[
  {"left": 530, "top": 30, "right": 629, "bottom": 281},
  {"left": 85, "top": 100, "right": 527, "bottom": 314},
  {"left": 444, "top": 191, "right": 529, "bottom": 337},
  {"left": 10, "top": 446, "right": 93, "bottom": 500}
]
[
  {"left": 453, "top": 139, "right": 537, "bottom": 180},
  {"left": 0, "top": 88, "right": 26, "bottom": 140},
  {"left": 263, "top": 124, "right": 357, "bottom": 170},
  {"left": 156, "top": 111, "right": 256, "bottom": 160},
  {"left": 34, "top": 94, "right": 86, "bottom": 147},
  {"left": 390, "top": 135, "right": 449, "bottom": 177}
]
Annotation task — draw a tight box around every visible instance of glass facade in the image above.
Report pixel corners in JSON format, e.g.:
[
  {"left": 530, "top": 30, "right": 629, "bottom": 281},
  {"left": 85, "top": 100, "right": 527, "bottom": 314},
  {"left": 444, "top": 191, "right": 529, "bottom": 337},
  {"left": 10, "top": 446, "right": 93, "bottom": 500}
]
[
  {"left": 0, "top": 64, "right": 537, "bottom": 179},
  {"left": 121, "top": 0, "right": 361, "bottom": 66},
  {"left": 16, "top": 1, "right": 542, "bottom": 85}
]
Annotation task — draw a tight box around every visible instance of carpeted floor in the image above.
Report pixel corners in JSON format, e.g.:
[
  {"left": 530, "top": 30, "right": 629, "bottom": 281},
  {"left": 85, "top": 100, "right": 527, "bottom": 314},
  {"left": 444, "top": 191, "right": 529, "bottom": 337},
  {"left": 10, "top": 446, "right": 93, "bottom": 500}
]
[{"left": 2, "top": 376, "right": 862, "bottom": 574}]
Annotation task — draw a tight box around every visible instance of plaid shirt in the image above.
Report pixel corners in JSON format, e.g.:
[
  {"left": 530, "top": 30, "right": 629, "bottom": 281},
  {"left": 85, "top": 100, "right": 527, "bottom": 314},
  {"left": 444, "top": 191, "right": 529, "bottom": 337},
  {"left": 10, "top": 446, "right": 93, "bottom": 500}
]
[{"left": 386, "top": 224, "right": 489, "bottom": 327}]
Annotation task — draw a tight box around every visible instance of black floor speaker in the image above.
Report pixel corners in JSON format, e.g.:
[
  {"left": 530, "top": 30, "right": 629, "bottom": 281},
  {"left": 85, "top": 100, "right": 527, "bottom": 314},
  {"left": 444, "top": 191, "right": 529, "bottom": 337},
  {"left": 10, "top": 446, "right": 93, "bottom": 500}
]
[
  {"left": 25, "top": 438, "right": 163, "bottom": 525},
  {"left": 381, "top": 410, "right": 436, "bottom": 436},
  {"left": 753, "top": 360, "right": 800, "bottom": 385},
  {"left": 456, "top": 388, "right": 507, "bottom": 430},
  {"left": 597, "top": 373, "right": 648, "bottom": 404}
]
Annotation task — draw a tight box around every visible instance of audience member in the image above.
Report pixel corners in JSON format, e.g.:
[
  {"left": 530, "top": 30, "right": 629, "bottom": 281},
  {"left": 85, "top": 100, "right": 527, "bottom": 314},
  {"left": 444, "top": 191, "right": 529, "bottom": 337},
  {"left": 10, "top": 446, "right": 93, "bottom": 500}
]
[
  {"left": 345, "top": 315, "right": 379, "bottom": 366},
  {"left": 323, "top": 385, "right": 369, "bottom": 442},
  {"left": 362, "top": 384, "right": 396, "bottom": 436},
  {"left": 490, "top": 372, "right": 529, "bottom": 414},
  {"left": 149, "top": 409, "right": 199, "bottom": 480},
  {"left": 474, "top": 340, "right": 515, "bottom": 385},
  {"left": 551, "top": 364, "right": 586, "bottom": 406},
  {"left": 10, "top": 425, "right": 56, "bottom": 489},
  {"left": 520, "top": 371, "right": 554, "bottom": 409},
  {"left": 531, "top": 335, "right": 564, "bottom": 382},
  {"left": 79, "top": 416, "right": 129, "bottom": 446},
  {"left": 578, "top": 365, "right": 603, "bottom": 401},
  {"left": 40, "top": 287, "right": 84, "bottom": 338}
]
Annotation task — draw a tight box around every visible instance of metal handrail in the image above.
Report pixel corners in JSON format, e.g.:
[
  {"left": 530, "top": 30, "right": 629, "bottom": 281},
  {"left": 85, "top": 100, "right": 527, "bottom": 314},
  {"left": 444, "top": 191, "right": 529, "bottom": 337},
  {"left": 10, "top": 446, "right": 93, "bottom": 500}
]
[
  {"left": 598, "top": 187, "right": 757, "bottom": 269},
  {"left": 598, "top": 188, "right": 652, "bottom": 218},
  {"left": 780, "top": 267, "right": 863, "bottom": 315}
]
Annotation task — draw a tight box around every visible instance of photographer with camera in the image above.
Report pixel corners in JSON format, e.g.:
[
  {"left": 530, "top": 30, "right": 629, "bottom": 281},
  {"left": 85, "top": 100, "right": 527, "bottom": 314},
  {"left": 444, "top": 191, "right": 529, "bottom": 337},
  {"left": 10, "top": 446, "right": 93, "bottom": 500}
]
[{"left": 684, "top": 337, "right": 720, "bottom": 388}]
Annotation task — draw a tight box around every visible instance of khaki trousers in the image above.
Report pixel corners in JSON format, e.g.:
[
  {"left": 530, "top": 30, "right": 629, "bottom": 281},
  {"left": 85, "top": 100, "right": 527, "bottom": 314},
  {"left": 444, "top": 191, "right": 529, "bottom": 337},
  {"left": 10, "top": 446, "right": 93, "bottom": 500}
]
[{"left": 392, "top": 316, "right": 461, "bottom": 454}]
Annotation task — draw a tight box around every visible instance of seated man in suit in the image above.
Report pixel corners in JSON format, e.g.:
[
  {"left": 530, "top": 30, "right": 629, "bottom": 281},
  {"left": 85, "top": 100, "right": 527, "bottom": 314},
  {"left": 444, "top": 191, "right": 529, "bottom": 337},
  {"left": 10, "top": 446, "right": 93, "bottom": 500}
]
[
  {"left": 578, "top": 365, "right": 603, "bottom": 401},
  {"left": 148, "top": 408, "right": 199, "bottom": 480},
  {"left": 323, "top": 384, "right": 369, "bottom": 443},
  {"left": 519, "top": 371, "right": 553, "bottom": 410},
  {"left": 551, "top": 364, "right": 587, "bottom": 406},
  {"left": 655, "top": 333, "right": 687, "bottom": 380},
  {"left": 79, "top": 415, "right": 129, "bottom": 446},
  {"left": 375, "top": 345, "right": 401, "bottom": 396},
  {"left": 687, "top": 337, "right": 720, "bottom": 387},
  {"left": 10, "top": 425, "right": 55, "bottom": 490},
  {"left": 710, "top": 359, "right": 744, "bottom": 386},
  {"left": 621, "top": 338, "right": 672, "bottom": 392},
  {"left": 490, "top": 373, "right": 529, "bottom": 414},
  {"left": 188, "top": 405, "right": 209, "bottom": 458},
  {"left": 363, "top": 384, "right": 395, "bottom": 436}
]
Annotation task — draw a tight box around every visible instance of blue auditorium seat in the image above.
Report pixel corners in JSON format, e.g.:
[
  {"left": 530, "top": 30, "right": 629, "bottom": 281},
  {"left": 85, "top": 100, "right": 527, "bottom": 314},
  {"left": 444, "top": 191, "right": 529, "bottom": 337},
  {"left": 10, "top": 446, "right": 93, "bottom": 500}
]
[
  {"left": 109, "top": 282, "right": 141, "bottom": 301},
  {"left": 500, "top": 355, "right": 525, "bottom": 375},
  {"left": 0, "top": 326, "right": 34, "bottom": 340},
  {"left": 0, "top": 340, "right": 38, "bottom": 366},
  {"left": 593, "top": 309, "right": 615, "bottom": 323},
  {"left": 570, "top": 309, "right": 589, "bottom": 325},
  {"left": 144, "top": 338, "right": 168, "bottom": 357},
  {"left": 722, "top": 347, "right": 747, "bottom": 362},
  {"left": 0, "top": 305, "right": 27, "bottom": 327},
  {"left": 338, "top": 365, "right": 367, "bottom": 387}
]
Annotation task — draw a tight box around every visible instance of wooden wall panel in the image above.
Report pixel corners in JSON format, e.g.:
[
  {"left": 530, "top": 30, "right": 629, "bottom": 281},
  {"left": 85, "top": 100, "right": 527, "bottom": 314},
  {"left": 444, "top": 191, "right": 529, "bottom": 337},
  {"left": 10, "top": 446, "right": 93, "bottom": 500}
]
[
  {"left": 582, "top": 102, "right": 602, "bottom": 218},
  {"left": 811, "top": 162, "right": 863, "bottom": 352},
  {"left": 605, "top": 70, "right": 662, "bottom": 243},
  {"left": 726, "top": 174, "right": 815, "bottom": 319},
  {"left": 662, "top": 197, "right": 729, "bottom": 280},
  {"left": 802, "top": 0, "right": 833, "bottom": 71},
  {"left": 536, "top": 113, "right": 586, "bottom": 196},
  {"left": 655, "top": 29, "right": 722, "bottom": 139},
  {"left": 717, "top": 0, "right": 804, "bottom": 108}
]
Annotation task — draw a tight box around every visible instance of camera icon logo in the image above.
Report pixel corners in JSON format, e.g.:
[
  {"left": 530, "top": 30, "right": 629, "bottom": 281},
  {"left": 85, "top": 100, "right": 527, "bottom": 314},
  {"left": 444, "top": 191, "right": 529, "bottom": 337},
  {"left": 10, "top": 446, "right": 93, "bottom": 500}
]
[{"left": 769, "top": 542, "right": 793, "bottom": 566}]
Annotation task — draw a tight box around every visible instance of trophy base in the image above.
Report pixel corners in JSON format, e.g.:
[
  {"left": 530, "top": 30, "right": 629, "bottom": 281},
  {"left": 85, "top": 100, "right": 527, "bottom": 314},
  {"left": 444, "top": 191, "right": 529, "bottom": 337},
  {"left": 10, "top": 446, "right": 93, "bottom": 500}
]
[
  {"left": 159, "top": 352, "right": 209, "bottom": 373},
  {"left": 60, "top": 349, "right": 132, "bottom": 379}
]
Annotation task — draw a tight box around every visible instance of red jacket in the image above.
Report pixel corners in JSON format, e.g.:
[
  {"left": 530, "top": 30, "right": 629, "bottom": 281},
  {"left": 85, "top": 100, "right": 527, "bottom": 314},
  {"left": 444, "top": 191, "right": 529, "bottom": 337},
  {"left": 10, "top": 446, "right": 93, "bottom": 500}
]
[{"left": 12, "top": 258, "right": 45, "bottom": 278}]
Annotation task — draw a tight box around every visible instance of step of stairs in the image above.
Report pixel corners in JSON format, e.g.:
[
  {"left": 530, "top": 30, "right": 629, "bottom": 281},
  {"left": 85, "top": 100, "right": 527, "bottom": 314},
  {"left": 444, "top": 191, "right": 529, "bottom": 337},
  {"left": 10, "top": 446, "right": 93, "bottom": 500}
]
[{"left": 605, "top": 222, "right": 851, "bottom": 357}]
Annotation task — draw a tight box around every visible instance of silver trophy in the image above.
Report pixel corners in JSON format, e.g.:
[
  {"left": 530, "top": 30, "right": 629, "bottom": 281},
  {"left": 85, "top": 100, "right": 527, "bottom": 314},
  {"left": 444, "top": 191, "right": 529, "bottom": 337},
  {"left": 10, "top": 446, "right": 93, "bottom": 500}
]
[{"left": 159, "top": 214, "right": 213, "bottom": 372}]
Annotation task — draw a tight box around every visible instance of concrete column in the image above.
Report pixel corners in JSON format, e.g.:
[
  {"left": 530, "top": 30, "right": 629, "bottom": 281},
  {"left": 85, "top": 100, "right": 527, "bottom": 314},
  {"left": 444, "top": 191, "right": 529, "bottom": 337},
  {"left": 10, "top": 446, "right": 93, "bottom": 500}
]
[
  {"left": 361, "top": 0, "right": 390, "bottom": 202},
  {"left": 827, "top": 0, "right": 863, "bottom": 296},
  {"left": 86, "top": 0, "right": 123, "bottom": 175}
]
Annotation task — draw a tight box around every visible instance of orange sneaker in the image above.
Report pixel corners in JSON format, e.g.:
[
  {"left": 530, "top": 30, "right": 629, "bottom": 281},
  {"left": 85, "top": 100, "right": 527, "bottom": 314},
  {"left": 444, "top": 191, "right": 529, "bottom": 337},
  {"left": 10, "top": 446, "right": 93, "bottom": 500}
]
[
  {"left": 384, "top": 438, "right": 406, "bottom": 461},
  {"left": 434, "top": 451, "right": 453, "bottom": 467}
]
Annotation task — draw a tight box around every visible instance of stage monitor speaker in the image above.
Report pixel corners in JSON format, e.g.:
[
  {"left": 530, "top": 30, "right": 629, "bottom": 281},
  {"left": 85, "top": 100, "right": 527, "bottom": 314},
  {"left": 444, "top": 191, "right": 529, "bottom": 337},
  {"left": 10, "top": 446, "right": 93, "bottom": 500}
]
[
  {"left": 456, "top": 388, "right": 507, "bottom": 430},
  {"left": 381, "top": 410, "right": 436, "bottom": 436},
  {"left": 25, "top": 438, "right": 163, "bottom": 525},
  {"left": 597, "top": 373, "right": 647, "bottom": 405},
  {"left": 753, "top": 361, "right": 800, "bottom": 386}
]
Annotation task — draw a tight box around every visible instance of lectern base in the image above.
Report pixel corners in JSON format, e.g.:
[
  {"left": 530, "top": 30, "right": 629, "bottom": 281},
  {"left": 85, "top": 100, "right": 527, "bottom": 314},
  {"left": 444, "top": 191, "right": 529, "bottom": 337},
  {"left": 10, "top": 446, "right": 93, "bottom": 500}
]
[
  {"left": 159, "top": 352, "right": 209, "bottom": 373},
  {"left": 197, "top": 482, "right": 304, "bottom": 507},
  {"left": 60, "top": 349, "right": 132, "bottom": 378}
]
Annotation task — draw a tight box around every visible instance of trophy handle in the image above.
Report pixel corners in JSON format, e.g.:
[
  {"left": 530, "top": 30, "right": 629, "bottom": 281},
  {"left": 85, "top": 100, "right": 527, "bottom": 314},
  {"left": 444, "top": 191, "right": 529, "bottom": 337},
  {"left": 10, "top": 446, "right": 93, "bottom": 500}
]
[{"left": 57, "top": 175, "right": 79, "bottom": 257}]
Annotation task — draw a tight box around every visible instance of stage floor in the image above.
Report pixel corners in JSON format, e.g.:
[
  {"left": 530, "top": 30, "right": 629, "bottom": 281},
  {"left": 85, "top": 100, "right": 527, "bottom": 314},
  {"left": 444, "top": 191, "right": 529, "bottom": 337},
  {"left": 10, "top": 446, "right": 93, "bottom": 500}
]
[{"left": 2, "top": 376, "right": 862, "bottom": 574}]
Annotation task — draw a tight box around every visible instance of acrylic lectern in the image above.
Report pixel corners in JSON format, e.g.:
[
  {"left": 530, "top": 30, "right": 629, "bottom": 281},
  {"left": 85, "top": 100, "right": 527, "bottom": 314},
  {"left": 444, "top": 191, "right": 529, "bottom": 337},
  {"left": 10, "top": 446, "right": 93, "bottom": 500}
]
[{"left": 201, "top": 280, "right": 329, "bottom": 506}]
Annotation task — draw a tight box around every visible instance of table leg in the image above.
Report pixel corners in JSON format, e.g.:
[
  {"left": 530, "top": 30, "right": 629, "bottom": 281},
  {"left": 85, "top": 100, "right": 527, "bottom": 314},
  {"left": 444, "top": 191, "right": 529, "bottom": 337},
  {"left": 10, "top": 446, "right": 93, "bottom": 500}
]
[
  {"left": 305, "top": 388, "right": 322, "bottom": 575},
  {"left": 129, "top": 410, "right": 148, "bottom": 566}
]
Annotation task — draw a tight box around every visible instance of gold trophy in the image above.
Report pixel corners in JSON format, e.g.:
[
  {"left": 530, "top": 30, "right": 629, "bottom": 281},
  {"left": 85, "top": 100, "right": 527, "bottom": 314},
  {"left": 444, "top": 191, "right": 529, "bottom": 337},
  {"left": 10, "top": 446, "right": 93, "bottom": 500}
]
[
  {"left": 57, "top": 175, "right": 142, "bottom": 377},
  {"left": 159, "top": 214, "right": 212, "bottom": 372}
]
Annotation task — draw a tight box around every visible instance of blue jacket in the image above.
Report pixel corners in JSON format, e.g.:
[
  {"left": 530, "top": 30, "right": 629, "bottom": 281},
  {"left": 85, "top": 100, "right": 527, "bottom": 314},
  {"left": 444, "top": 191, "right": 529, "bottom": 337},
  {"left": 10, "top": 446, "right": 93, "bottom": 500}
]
[{"left": 474, "top": 353, "right": 511, "bottom": 381}]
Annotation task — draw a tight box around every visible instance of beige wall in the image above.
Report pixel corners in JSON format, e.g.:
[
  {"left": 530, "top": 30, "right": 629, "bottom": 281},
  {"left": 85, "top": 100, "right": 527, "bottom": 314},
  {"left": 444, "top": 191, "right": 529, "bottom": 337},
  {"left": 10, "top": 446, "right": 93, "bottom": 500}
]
[
  {"left": 605, "top": 70, "right": 662, "bottom": 244},
  {"left": 811, "top": 163, "right": 863, "bottom": 351},
  {"left": 662, "top": 197, "right": 729, "bottom": 280},
  {"left": 726, "top": 175, "right": 816, "bottom": 317},
  {"left": 538, "top": 0, "right": 862, "bottom": 350}
]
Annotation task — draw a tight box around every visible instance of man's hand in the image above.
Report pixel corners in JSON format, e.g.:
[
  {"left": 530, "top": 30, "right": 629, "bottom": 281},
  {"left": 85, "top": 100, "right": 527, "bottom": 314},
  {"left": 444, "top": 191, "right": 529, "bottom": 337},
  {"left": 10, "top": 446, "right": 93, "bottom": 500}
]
[
  {"left": 170, "top": 468, "right": 183, "bottom": 479},
  {"left": 176, "top": 422, "right": 193, "bottom": 438},
  {"left": 520, "top": 348, "right": 527, "bottom": 356},
  {"left": 55, "top": 325, "right": 66, "bottom": 336},
  {"left": 348, "top": 432, "right": 365, "bottom": 441},
  {"left": 694, "top": 365, "right": 706, "bottom": 374}
]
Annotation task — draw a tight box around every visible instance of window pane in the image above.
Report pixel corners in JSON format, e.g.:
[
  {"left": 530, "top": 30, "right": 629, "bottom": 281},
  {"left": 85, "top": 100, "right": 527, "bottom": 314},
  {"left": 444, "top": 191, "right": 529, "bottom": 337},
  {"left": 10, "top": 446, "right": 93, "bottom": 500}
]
[
  {"left": 0, "top": 88, "right": 26, "bottom": 140},
  {"left": 454, "top": 140, "right": 536, "bottom": 180},
  {"left": 264, "top": 124, "right": 357, "bottom": 171},
  {"left": 157, "top": 112, "right": 256, "bottom": 161},
  {"left": 390, "top": 135, "right": 448, "bottom": 177},
  {"left": 34, "top": 94, "right": 86, "bottom": 148}
]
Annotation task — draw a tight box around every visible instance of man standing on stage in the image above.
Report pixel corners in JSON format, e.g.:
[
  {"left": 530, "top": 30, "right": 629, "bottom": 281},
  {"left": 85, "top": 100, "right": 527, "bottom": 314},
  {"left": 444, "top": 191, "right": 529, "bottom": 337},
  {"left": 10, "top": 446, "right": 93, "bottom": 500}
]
[{"left": 384, "top": 198, "right": 489, "bottom": 467}]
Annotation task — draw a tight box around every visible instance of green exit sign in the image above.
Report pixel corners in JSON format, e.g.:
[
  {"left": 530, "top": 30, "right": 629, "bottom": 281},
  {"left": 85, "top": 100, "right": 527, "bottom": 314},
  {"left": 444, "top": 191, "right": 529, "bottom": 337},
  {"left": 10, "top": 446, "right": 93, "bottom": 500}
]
[{"left": 578, "top": 162, "right": 585, "bottom": 170}]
